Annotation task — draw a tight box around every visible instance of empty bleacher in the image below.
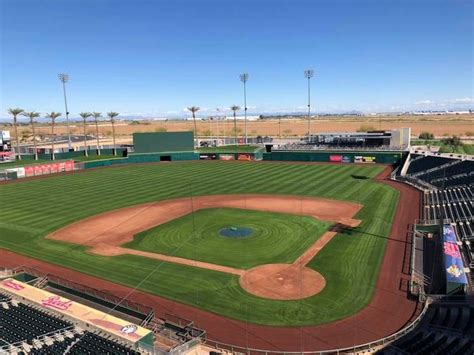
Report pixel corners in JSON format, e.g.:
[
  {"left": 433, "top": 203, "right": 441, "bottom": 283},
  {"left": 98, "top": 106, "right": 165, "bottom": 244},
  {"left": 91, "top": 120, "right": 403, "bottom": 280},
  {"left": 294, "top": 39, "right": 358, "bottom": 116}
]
[
  {"left": 406, "top": 155, "right": 454, "bottom": 176},
  {"left": 0, "top": 300, "right": 72, "bottom": 346},
  {"left": 405, "top": 154, "right": 473, "bottom": 189},
  {"left": 378, "top": 301, "right": 474, "bottom": 355},
  {"left": 0, "top": 293, "right": 141, "bottom": 355},
  {"left": 423, "top": 186, "right": 474, "bottom": 270},
  {"left": 403, "top": 154, "right": 473, "bottom": 273}
]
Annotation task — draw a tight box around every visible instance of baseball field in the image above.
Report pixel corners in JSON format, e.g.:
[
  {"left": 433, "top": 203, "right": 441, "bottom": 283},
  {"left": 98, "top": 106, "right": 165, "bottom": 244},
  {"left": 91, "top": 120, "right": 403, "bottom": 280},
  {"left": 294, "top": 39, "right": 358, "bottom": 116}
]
[{"left": 0, "top": 161, "right": 399, "bottom": 326}]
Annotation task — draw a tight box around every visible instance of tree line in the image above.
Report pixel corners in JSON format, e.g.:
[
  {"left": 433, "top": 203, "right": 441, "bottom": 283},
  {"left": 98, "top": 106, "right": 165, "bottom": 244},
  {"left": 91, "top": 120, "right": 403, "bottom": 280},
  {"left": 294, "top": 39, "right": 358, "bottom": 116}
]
[{"left": 7, "top": 108, "right": 119, "bottom": 160}]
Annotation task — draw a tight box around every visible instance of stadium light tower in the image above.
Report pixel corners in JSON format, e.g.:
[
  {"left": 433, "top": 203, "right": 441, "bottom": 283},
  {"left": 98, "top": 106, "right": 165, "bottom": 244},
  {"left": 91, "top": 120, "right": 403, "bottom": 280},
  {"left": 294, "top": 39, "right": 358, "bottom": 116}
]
[
  {"left": 239, "top": 73, "right": 249, "bottom": 144},
  {"left": 304, "top": 69, "right": 314, "bottom": 139},
  {"left": 58, "top": 73, "right": 72, "bottom": 150}
]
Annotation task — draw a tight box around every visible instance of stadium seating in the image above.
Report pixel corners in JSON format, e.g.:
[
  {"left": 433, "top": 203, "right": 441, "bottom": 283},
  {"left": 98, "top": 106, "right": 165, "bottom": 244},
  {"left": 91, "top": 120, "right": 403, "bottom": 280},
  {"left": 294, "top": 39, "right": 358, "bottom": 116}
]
[
  {"left": 0, "top": 296, "right": 140, "bottom": 355},
  {"left": 406, "top": 155, "right": 454, "bottom": 175},
  {"left": 0, "top": 301, "right": 72, "bottom": 345},
  {"left": 378, "top": 302, "right": 474, "bottom": 354},
  {"left": 422, "top": 186, "right": 474, "bottom": 269},
  {"left": 405, "top": 155, "right": 473, "bottom": 189}
]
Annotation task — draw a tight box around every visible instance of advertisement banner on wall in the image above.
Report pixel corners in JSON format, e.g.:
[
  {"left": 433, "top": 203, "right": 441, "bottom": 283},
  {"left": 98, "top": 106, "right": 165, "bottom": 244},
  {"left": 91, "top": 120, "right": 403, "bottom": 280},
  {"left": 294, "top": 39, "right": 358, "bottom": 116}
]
[
  {"left": 355, "top": 156, "right": 376, "bottom": 163},
  {"left": 25, "top": 166, "right": 34, "bottom": 177},
  {"left": 237, "top": 154, "right": 252, "bottom": 161},
  {"left": 342, "top": 156, "right": 351, "bottom": 163},
  {"left": 34, "top": 165, "right": 42, "bottom": 175},
  {"left": 219, "top": 154, "right": 235, "bottom": 161},
  {"left": 16, "top": 161, "right": 75, "bottom": 178},
  {"left": 443, "top": 224, "right": 468, "bottom": 284},
  {"left": 329, "top": 155, "right": 343, "bottom": 162}
]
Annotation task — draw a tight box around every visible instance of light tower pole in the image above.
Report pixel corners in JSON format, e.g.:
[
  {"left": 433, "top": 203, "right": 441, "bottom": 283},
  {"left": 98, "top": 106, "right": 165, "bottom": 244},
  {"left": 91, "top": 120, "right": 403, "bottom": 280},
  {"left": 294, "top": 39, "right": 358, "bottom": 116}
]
[
  {"left": 304, "top": 69, "right": 314, "bottom": 140},
  {"left": 58, "top": 73, "right": 72, "bottom": 150},
  {"left": 239, "top": 73, "right": 249, "bottom": 145}
]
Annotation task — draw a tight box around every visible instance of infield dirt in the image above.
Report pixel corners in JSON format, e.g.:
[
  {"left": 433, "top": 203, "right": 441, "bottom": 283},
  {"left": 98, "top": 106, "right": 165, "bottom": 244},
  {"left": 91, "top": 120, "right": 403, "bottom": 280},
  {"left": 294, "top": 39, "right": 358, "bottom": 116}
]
[{"left": 47, "top": 194, "right": 361, "bottom": 300}]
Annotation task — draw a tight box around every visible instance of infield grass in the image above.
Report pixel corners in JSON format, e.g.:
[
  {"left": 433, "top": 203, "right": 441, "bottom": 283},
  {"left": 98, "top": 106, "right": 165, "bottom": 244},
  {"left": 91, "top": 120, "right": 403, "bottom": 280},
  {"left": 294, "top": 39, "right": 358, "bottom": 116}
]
[
  {"left": 125, "top": 208, "right": 332, "bottom": 269},
  {"left": 0, "top": 161, "right": 398, "bottom": 326}
]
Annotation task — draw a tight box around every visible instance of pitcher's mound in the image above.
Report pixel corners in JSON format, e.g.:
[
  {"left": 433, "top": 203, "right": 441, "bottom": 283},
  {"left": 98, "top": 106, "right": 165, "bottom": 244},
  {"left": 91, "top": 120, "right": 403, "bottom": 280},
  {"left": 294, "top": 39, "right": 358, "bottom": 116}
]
[{"left": 240, "top": 264, "right": 325, "bottom": 300}]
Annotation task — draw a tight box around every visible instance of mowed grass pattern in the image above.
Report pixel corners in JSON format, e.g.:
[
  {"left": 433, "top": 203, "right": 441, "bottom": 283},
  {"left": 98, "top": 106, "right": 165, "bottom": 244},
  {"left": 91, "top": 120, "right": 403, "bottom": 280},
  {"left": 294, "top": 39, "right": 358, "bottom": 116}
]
[
  {"left": 125, "top": 208, "right": 332, "bottom": 269},
  {"left": 0, "top": 161, "right": 398, "bottom": 326}
]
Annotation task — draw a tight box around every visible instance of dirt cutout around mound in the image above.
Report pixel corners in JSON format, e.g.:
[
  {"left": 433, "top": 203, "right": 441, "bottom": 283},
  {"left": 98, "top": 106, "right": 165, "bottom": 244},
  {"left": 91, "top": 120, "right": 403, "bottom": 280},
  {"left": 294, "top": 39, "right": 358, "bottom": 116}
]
[{"left": 47, "top": 194, "right": 361, "bottom": 300}]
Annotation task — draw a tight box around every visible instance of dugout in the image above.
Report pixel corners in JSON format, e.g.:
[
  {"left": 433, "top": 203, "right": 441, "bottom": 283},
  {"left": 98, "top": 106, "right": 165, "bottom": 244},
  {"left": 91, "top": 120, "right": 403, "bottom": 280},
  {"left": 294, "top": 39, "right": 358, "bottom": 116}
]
[{"left": 263, "top": 150, "right": 405, "bottom": 164}]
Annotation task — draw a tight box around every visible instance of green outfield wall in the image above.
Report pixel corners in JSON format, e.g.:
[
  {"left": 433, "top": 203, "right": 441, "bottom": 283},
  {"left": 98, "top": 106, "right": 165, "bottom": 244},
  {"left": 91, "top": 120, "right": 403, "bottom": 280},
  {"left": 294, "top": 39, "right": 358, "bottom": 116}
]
[
  {"left": 20, "top": 148, "right": 128, "bottom": 161},
  {"left": 263, "top": 150, "right": 405, "bottom": 164},
  {"left": 128, "top": 151, "right": 199, "bottom": 163},
  {"left": 133, "top": 132, "right": 194, "bottom": 153}
]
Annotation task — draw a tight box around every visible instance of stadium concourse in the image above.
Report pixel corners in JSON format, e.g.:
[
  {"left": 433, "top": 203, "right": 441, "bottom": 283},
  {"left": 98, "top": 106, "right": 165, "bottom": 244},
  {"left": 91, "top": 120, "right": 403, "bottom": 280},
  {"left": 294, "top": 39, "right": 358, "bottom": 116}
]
[{"left": 0, "top": 165, "right": 422, "bottom": 353}]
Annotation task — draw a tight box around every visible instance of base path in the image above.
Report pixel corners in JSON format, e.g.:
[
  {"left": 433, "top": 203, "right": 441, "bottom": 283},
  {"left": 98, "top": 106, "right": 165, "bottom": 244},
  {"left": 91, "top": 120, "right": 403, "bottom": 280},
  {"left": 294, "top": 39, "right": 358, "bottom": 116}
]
[
  {"left": 48, "top": 194, "right": 361, "bottom": 247},
  {"left": 47, "top": 194, "right": 361, "bottom": 300},
  {"left": 1, "top": 166, "right": 421, "bottom": 351}
]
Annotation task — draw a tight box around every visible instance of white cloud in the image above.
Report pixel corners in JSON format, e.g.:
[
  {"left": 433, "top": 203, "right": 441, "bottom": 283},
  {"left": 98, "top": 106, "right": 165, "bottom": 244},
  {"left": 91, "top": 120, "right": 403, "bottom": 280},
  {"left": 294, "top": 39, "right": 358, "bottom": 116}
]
[
  {"left": 414, "top": 100, "right": 434, "bottom": 105},
  {"left": 451, "top": 98, "right": 474, "bottom": 103}
]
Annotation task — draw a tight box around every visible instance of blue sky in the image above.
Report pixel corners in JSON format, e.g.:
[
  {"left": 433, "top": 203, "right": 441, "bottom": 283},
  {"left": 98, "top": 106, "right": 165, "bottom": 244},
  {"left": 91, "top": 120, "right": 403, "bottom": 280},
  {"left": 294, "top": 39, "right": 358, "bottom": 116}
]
[{"left": 1, "top": 0, "right": 472, "bottom": 118}]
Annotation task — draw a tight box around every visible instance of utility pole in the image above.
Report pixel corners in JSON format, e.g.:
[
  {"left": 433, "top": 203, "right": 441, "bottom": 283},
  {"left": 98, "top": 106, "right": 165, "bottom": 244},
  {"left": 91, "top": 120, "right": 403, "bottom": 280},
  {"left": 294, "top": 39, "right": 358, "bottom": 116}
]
[
  {"left": 240, "top": 73, "right": 249, "bottom": 145},
  {"left": 58, "top": 73, "right": 72, "bottom": 150},
  {"left": 304, "top": 69, "right": 314, "bottom": 141}
]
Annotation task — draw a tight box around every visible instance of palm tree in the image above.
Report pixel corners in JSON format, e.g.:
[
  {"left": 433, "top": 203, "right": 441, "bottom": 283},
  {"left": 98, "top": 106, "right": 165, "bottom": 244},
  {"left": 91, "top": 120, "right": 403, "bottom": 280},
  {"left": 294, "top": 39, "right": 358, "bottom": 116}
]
[
  {"left": 106, "top": 111, "right": 119, "bottom": 155},
  {"left": 187, "top": 106, "right": 200, "bottom": 147},
  {"left": 22, "top": 111, "right": 40, "bottom": 160},
  {"left": 91, "top": 112, "right": 102, "bottom": 155},
  {"left": 45, "top": 112, "right": 61, "bottom": 160},
  {"left": 8, "top": 108, "right": 24, "bottom": 160},
  {"left": 230, "top": 105, "right": 240, "bottom": 144},
  {"left": 79, "top": 112, "right": 91, "bottom": 157}
]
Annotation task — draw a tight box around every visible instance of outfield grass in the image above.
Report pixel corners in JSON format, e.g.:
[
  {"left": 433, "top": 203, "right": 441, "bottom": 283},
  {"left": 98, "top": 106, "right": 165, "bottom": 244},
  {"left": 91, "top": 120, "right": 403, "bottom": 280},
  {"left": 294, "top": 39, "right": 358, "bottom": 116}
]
[
  {"left": 125, "top": 208, "right": 332, "bottom": 269},
  {"left": 0, "top": 161, "right": 398, "bottom": 326}
]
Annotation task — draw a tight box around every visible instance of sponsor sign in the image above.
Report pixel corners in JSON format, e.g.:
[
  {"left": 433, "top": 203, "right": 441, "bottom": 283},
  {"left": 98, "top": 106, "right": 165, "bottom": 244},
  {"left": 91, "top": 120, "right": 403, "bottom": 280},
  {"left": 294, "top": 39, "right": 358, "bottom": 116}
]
[
  {"left": 0, "top": 278, "right": 152, "bottom": 343},
  {"left": 219, "top": 154, "right": 235, "bottom": 161},
  {"left": 354, "top": 156, "right": 376, "bottom": 163},
  {"left": 25, "top": 166, "right": 34, "bottom": 177},
  {"left": 14, "top": 161, "right": 75, "bottom": 178},
  {"left": 443, "top": 224, "right": 468, "bottom": 284},
  {"left": 199, "top": 154, "right": 217, "bottom": 160},
  {"left": 237, "top": 154, "right": 252, "bottom": 161},
  {"left": 329, "top": 155, "right": 342, "bottom": 162},
  {"left": 342, "top": 156, "right": 351, "bottom": 163}
]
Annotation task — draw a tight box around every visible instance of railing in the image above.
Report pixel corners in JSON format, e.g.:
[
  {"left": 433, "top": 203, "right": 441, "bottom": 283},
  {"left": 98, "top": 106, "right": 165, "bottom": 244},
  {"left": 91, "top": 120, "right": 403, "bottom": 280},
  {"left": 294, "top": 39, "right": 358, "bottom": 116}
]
[
  {"left": 0, "top": 325, "right": 75, "bottom": 354},
  {"left": 205, "top": 300, "right": 429, "bottom": 355}
]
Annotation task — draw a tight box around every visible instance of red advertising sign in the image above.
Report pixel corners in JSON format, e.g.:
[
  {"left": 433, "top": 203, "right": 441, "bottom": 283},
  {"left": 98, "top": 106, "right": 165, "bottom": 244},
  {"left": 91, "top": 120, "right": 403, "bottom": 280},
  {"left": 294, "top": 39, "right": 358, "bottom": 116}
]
[
  {"left": 18, "top": 161, "right": 75, "bottom": 178},
  {"left": 65, "top": 161, "right": 74, "bottom": 171},
  {"left": 237, "top": 154, "right": 252, "bottom": 161},
  {"left": 329, "top": 155, "right": 343, "bottom": 162},
  {"left": 41, "top": 165, "right": 50, "bottom": 174},
  {"left": 25, "top": 166, "right": 34, "bottom": 177}
]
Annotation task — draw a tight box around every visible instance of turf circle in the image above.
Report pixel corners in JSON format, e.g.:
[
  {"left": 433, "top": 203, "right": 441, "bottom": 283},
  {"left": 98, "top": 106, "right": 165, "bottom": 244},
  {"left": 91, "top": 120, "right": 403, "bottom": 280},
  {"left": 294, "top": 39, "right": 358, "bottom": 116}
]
[{"left": 219, "top": 226, "right": 254, "bottom": 238}]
